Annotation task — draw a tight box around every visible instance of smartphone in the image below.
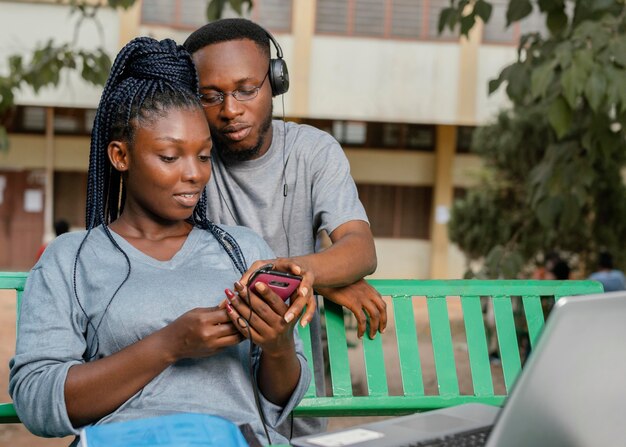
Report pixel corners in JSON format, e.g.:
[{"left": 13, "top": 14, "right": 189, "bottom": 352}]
[{"left": 248, "top": 269, "right": 302, "bottom": 301}]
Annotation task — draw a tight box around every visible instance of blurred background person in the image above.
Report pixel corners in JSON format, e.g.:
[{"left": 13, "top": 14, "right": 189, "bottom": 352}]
[
  {"left": 35, "top": 219, "right": 70, "bottom": 262},
  {"left": 588, "top": 251, "right": 625, "bottom": 292}
]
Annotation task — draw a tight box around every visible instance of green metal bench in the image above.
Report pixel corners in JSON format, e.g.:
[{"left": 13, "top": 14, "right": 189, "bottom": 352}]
[
  {"left": 0, "top": 273, "right": 603, "bottom": 424},
  {"left": 294, "top": 279, "right": 603, "bottom": 417}
]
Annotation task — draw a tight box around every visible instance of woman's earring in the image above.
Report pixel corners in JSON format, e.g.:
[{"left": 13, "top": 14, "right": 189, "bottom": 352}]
[{"left": 119, "top": 163, "right": 125, "bottom": 170}]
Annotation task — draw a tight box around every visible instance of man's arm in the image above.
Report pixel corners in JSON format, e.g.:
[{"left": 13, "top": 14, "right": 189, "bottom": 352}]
[
  {"left": 243, "top": 221, "right": 386, "bottom": 338},
  {"left": 298, "top": 220, "right": 386, "bottom": 339},
  {"left": 292, "top": 220, "right": 376, "bottom": 288}
]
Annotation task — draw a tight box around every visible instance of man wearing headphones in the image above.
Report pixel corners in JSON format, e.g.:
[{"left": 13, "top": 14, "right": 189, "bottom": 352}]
[{"left": 184, "top": 18, "right": 387, "bottom": 437}]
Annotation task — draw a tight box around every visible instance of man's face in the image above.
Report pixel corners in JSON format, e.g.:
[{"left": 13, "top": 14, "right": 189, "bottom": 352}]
[{"left": 192, "top": 39, "right": 273, "bottom": 163}]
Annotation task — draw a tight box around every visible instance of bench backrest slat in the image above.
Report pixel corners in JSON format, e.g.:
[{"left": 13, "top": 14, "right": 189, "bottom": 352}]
[
  {"left": 427, "top": 296, "right": 459, "bottom": 396},
  {"left": 297, "top": 323, "right": 316, "bottom": 398},
  {"left": 393, "top": 295, "right": 424, "bottom": 396},
  {"left": 323, "top": 300, "right": 352, "bottom": 397},
  {"left": 362, "top": 329, "right": 388, "bottom": 396},
  {"left": 521, "top": 295, "right": 545, "bottom": 350},
  {"left": 492, "top": 296, "right": 522, "bottom": 392},
  {"left": 460, "top": 295, "right": 494, "bottom": 397}
]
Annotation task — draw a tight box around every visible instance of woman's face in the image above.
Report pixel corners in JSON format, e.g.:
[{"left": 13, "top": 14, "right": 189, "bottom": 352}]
[{"left": 114, "top": 107, "right": 212, "bottom": 225}]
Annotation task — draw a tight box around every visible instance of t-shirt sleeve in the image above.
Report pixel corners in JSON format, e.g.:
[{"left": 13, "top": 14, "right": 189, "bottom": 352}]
[
  {"left": 309, "top": 132, "right": 369, "bottom": 236},
  {"left": 9, "top": 258, "right": 86, "bottom": 437}
]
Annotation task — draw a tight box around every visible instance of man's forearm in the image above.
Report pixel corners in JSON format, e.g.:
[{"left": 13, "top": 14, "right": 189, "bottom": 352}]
[{"left": 289, "top": 224, "right": 376, "bottom": 288}]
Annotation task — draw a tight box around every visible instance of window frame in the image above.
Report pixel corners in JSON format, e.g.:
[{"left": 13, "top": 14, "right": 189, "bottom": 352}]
[
  {"left": 140, "top": 0, "right": 293, "bottom": 33},
  {"left": 315, "top": 0, "right": 459, "bottom": 42}
]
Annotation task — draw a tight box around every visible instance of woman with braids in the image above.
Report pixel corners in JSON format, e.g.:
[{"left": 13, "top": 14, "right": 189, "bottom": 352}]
[{"left": 9, "top": 37, "right": 312, "bottom": 445}]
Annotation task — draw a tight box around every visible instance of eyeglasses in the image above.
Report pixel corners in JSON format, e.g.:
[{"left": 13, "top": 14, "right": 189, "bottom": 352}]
[{"left": 199, "top": 71, "right": 269, "bottom": 108}]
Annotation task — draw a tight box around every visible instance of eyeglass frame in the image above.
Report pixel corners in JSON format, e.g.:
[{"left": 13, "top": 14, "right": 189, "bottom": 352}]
[{"left": 198, "top": 71, "right": 270, "bottom": 108}]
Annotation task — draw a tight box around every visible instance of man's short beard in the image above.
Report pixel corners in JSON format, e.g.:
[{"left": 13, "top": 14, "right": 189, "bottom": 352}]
[{"left": 213, "top": 110, "right": 273, "bottom": 164}]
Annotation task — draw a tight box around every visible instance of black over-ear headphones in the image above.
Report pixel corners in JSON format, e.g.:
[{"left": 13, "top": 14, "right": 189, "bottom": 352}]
[{"left": 263, "top": 27, "right": 289, "bottom": 97}]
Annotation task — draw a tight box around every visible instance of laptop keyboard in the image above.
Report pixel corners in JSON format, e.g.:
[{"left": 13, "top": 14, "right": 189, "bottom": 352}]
[{"left": 404, "top": 426, "right": 492, "bottom": 447}]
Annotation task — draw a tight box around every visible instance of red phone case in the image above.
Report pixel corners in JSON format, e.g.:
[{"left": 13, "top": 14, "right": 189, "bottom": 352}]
[{"left": 248, "top": 270, "right": 302, "bottom": 301}]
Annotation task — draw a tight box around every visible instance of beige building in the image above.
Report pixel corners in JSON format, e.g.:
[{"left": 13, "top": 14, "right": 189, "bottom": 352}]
[{"left": 0, "top": 0, "right": 538, "bottom": 275}]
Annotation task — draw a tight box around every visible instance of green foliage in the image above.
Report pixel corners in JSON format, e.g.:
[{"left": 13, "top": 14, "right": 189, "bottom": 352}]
[
  {"left": 440, "top": 0, "right": 494, "bottom": 36},
  {"left": 445, "top": 0, "right": 626, "bottom": 277},
  {"left": 0, "top": 41, "right": 111, "bottom": 115},
  {"left": 0, "top": 1, "right": 119, "bottom": 149},
  {"left": 206, "top": 0, "right": 252, "bottom": 21}
]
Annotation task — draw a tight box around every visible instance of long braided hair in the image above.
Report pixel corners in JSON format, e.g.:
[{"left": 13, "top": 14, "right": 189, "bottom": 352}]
[{"left": 75, "top": 37, "right": 247, "bottom": 358}]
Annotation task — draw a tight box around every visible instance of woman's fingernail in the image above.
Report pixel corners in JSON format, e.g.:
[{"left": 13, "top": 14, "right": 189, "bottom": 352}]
[
  {"left": 300, "top": 318, "right": 308, "bottom": 328},
  {"left": 285, "top": 312, "right": 294, "bottom": 323},
  {"left": 225, "top": 302, "right": 233, "bottom": 313},
  {"left": 255, "top": 282, "right": 266, "bottom": 292},
  {"left": 299, "top": 287, "right": 308, "bottom": 296},
  {"left": 225, "top": 289, "right": 235, "bottom": 299},
  {"left": 235, "top": 281, "right": 243, "bottom": 289}
]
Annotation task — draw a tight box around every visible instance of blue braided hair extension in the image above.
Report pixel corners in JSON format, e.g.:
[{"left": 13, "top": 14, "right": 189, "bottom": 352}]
[{"left": 74, "top": 37, "right": 247, "bottom": 359}]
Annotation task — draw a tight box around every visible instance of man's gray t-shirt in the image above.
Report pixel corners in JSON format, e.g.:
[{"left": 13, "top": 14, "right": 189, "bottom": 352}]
[
  {"left": 206, "top": 120, "right": 369, "bottom": 436},
  {"left": 206, "top": 120, "right": 368, "bottom": 258}
]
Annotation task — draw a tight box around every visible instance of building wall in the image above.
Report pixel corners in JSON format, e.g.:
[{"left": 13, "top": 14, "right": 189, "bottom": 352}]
[
  {"left": 1, "top": 134, "right": 90, "bottom": 171},
  {"left": 0, "top": 0, "right": 517, "bottom": 277},
  {"left": 308, "top": 38, "right": 461, "bottom": 124},
  {"left": 0, "top": 2, "right": 121, "bottom": 108}
]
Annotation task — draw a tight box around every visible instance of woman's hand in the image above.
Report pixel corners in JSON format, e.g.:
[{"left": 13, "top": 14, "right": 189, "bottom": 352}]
[
  {"left": 224, "top": 277, "right": 306, "bottom": 405},
  {"left": 240, "top": 258, "right": 317, "bottom": 328},
  {"left": 224, "top": 283, "right": 297, "bottom": 355},
  {"left": 161, "top": 307, "right": 244, "bottom": 362},
  {"left": 65, "top": 305, "right": 244, "bottom": 427}
]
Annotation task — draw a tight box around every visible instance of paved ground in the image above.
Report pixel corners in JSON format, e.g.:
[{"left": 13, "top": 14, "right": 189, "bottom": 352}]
[{"left": 0, "top": 292, "right": 505, "bottom": 446}]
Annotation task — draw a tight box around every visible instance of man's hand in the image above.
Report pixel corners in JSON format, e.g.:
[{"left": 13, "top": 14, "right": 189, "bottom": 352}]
[{"left": 316, "top": 279, "right": 387, "bottom": 339}]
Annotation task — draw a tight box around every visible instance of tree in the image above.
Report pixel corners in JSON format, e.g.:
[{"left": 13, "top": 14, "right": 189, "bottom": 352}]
[
  {"left": 441, "top": 0, "right": 626, "bottom": 277},
  {"left": 0, "top": 0, "right": 251, "bottom": 150}
]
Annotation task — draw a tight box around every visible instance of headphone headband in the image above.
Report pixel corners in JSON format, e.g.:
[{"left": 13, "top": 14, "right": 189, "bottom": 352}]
[
  {"left": 265, "top": 29, "right": 284, "bottom": 60},
  {"left": 259, "top": 25, "right": 289, "bottom": 97}
]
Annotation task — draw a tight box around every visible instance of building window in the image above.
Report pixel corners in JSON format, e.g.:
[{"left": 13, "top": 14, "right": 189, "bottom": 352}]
[
  {"left": 453, "top": 187, "right": 468, "bottom": 201},
  {"left": 367, "top": 122, "right": 435, "bottom": 151},
  {"left": 316, "top": 0, "right": 457, "bottom": 40},
  {"left": 22, "top": 107, "right": 46, "bottom": 132},
  {"left": 296, "top": 118, "right": 436, "bottom": 151},
  {"left": 333, "top": 121, "right": 367, "bottom": 145},
  {"left": 5, "top": 106, "right": 94, "bottom": 136},
  {"left": 55, "top": 172, "right": 88, "bottom": 229},
  {"left": 456, "top": 126, "right": 475, "bottom": 154},
  {"left": 357, "top": 183, "right": 433, "bottom": 239},
  {"left": 141, "top": 0, "right": 292, "bottom": 32},
  {"left": 483, "top": 0, "right": 548, "bottom": 44}
]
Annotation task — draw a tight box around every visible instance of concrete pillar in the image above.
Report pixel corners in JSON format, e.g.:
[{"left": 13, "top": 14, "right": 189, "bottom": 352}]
[
  {"left": 43, "top": 107, "right": 54, "bottom": 242},
  {"left": 456, "top": 16, "right": 483, "bottom": 123},
  {"left": 118, "top": 0, "right": 142, "bottom": 49},
  {"left": 429, "top": 125, "right": 456, "bottom": 279},
  {"left": 290, "top": 0, "right": 316, "bottom": 115},
  {"left": 428, "top": 16, "right": 484, "bottom": 278}
]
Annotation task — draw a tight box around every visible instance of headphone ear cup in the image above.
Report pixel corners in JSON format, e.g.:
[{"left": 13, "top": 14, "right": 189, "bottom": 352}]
[{"left": 269, "top": 57, "right": 289, "bottom": 97}]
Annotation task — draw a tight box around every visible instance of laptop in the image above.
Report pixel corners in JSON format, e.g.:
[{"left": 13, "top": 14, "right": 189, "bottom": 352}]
[{"left": 291, "top": 291, "right": 626, "bottom": 447}]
